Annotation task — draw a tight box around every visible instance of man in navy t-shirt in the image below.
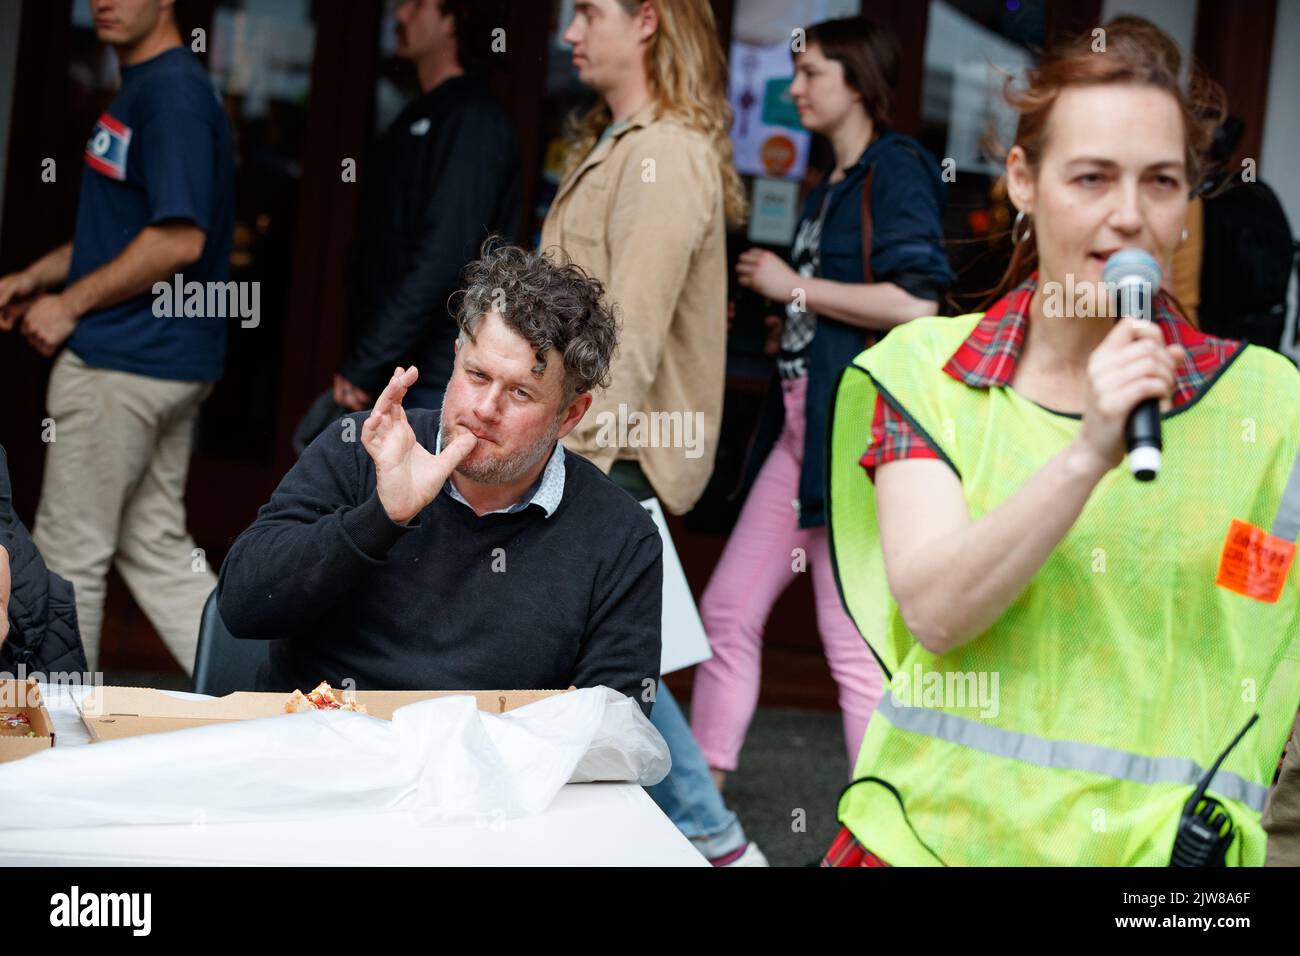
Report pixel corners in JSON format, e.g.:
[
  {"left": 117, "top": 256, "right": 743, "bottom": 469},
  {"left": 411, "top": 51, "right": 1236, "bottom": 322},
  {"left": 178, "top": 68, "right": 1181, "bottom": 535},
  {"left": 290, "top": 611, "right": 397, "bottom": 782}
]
[{"left": 0, "top": 0, "right": 234, "bottom": 675}]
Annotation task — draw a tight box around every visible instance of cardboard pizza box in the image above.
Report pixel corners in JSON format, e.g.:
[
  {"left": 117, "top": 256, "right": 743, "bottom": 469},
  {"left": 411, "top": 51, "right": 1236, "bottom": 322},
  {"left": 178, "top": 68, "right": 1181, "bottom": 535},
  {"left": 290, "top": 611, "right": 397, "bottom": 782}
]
[
  {"left": 79, "top": 685, "right": 575, "bottom": 743},
  {"left": 0, "top": 678, "right": 56, "bottom": 762}
]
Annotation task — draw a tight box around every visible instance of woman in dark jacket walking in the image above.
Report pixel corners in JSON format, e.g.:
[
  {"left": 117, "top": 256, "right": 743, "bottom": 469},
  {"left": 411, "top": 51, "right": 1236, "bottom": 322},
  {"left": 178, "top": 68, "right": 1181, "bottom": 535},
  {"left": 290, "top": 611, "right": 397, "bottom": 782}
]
[{"left": 690, "top": 16, "right": 952, "bottom": 789}]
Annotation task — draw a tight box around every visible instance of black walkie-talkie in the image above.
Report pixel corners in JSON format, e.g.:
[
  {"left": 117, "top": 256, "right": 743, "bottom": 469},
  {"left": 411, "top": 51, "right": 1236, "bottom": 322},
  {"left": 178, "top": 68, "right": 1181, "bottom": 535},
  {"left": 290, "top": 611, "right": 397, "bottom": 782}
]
[{"left": 1170, "top": 714, "right": 1259, "bottom": 867}]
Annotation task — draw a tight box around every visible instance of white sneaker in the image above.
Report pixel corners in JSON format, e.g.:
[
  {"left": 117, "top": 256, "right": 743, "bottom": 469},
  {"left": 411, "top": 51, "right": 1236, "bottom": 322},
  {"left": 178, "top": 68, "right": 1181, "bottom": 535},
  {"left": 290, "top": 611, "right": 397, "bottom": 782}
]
[{"left": 720, "top": 842, "right": 770, "bottom": 867}]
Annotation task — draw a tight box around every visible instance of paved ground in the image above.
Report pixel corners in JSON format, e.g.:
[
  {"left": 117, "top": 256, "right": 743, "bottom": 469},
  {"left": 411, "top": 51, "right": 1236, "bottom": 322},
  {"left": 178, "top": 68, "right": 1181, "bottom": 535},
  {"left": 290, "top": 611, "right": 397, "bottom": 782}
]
[{"left": 715, "top": 707, "right": 849, "bottom": 867}]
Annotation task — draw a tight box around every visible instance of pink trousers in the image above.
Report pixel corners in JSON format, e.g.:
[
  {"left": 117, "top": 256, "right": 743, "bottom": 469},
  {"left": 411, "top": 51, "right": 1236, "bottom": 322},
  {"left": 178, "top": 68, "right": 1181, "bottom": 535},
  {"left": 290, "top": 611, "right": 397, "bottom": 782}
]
[{"left": 691, "top": 375, "right": 884, "bottom": 775}]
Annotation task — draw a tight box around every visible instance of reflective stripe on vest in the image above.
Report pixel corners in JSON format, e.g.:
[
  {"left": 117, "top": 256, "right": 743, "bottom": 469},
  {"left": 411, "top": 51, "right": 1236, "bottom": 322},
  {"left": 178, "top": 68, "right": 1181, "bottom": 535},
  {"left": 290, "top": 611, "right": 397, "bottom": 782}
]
[
  {"left": 877, "top": 695, "right": 1269, "bottom": 811},
  {"left": 1271, "top": 445, "right": 1300, "bottom": 541}
]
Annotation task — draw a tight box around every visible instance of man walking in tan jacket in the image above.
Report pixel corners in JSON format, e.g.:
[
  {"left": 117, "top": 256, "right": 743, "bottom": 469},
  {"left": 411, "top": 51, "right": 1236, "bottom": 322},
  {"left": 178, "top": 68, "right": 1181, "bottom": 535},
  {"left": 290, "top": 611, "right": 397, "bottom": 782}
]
[
  {"left": 541, "top": 0, "right": 748, "bottom": 514},
  {"left": 540, "top": 0, "right": 766, "bottom": 865}
]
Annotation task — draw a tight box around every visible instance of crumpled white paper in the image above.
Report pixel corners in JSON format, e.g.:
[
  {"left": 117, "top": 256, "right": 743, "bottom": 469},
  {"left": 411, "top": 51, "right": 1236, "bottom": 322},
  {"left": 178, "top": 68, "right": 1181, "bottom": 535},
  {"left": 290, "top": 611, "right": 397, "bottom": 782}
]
[{"left": 0, "top": 686, "right": 669, "bottom": 829}]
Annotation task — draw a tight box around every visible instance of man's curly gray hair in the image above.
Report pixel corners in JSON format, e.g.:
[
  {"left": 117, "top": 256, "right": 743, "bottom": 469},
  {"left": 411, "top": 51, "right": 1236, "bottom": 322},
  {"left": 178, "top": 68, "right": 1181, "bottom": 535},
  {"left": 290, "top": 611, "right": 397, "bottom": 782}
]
[{"left": 453, "top": 243, "right": 619, "bottom": 401}]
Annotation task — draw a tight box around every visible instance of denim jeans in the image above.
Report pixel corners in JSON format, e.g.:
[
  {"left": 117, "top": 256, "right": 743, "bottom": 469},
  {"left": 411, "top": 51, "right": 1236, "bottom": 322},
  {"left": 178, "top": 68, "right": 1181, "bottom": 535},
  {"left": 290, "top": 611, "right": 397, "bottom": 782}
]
[{"left": 646, "top": 680, "right": 748, "bottom": 859}]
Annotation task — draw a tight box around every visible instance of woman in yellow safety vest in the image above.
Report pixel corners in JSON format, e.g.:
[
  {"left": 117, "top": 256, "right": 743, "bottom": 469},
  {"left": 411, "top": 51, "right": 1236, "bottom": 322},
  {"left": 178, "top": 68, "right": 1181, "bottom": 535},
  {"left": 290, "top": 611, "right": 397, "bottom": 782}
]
[{"left": 822, "top": 21, "right": 1300, "bottom": 866}]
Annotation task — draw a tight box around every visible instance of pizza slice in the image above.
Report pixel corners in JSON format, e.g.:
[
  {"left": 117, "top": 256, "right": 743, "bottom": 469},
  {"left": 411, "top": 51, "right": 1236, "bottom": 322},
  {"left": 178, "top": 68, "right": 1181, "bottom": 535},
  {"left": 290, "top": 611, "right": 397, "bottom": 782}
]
[
  {"left": 0, "top": 712, "right": 32, "bottom": 733},
  {"left": 283, "top": 681, "right": 368, "bottom": 714}
]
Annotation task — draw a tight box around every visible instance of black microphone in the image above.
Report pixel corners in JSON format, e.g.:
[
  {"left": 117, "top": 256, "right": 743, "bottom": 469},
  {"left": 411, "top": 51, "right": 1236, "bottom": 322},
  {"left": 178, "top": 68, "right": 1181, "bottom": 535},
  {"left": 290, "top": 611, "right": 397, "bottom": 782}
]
[{"left": 1103, "top": 249, "right": 1163, "bottom": 481}]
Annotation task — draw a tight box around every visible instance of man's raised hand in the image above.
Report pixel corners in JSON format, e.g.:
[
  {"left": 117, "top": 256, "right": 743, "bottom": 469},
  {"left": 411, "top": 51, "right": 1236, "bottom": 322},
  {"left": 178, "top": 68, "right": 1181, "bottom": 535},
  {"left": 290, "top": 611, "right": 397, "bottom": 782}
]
[{"left": 360, "top": 366, "right": 477, "bottom": 524}]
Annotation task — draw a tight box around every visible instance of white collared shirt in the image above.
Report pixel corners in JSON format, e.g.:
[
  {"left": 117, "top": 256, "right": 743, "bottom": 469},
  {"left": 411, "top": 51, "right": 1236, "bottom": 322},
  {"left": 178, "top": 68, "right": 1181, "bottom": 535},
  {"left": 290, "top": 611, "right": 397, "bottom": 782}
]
[{"left": 433, "top": 431, "right": 566, "bottom": 518}]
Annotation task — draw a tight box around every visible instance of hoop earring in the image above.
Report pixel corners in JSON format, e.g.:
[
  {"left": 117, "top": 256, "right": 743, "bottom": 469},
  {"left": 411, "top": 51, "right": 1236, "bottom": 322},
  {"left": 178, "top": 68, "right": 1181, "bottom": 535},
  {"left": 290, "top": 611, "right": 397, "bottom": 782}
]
[{"left": 1012, "top": 209, "right": 1033, "bottom": 245}]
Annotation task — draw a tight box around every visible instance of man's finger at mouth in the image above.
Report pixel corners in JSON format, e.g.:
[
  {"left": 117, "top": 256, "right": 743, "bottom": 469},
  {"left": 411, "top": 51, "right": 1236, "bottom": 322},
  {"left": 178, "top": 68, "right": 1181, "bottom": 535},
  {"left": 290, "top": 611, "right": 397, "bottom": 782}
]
[{"left": 442, "top": 429, "right": 479, "bottom": 463}]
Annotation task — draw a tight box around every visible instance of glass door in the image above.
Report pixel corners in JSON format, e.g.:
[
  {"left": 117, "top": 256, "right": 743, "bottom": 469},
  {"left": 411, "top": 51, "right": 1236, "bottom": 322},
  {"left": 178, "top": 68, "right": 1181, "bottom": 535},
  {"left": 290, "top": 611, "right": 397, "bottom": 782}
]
[{"left": 916, "top": 0, "right": 1046, "bottom": 303}]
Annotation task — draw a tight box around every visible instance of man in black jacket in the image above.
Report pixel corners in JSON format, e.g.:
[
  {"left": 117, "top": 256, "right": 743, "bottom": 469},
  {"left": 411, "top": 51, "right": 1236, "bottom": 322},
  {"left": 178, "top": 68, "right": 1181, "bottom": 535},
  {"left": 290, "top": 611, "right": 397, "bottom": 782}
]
[
  {"left": 0, "top": 446, "right": 88, "bottom": 678},
  {"left": 220, "top": 246, "right": 662, "bottom": 715},
  {"left": 333, "top": 0, "right": 522, "bottom": 412}
]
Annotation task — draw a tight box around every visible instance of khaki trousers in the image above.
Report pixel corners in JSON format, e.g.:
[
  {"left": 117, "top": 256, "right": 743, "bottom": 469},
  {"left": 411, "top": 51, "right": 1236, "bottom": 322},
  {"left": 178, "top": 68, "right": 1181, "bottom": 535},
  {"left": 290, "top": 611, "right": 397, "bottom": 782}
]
[{"left": 32, "top": 349, "right": 216, "bottom": 675}]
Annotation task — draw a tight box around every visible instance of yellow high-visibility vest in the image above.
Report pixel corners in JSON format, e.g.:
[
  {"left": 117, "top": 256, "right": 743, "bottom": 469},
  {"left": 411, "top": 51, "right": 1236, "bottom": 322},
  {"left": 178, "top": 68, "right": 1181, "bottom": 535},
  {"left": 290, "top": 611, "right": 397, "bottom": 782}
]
[{"left": 827, "top": 313, "right": 1300, "bottom": 865}]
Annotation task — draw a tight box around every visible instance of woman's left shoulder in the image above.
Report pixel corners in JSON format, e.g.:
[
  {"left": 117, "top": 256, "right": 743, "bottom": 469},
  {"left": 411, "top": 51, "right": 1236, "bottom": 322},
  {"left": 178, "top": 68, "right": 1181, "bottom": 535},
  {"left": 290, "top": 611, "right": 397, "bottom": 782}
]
[
  {"left": 1208, "top": 336, "right": 1300, "bottom": 409},
  {"left": 1235, "top": 340, "right": 1300, "bottom": 381}
]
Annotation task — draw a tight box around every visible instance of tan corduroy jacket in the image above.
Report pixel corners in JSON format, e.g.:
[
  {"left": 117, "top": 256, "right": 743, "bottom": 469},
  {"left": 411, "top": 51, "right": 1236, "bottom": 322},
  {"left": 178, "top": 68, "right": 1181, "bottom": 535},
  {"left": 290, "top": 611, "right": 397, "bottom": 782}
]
[{"left": 540, "top": 104, "right": 726, "bottom": 515}]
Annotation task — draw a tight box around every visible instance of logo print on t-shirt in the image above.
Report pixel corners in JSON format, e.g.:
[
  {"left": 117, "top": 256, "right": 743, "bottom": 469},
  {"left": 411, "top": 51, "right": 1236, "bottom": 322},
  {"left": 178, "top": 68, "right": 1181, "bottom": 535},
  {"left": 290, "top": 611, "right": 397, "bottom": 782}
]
[{"left": 84, "top": 112, "right": 132, "bottom": 181}]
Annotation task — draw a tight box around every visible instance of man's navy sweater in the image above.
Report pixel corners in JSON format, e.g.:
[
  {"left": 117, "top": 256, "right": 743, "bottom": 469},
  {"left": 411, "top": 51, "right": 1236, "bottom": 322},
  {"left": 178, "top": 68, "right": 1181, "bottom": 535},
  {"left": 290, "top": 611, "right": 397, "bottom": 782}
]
[{"left": 218, "top": 411, "right": 663, "bottom": 716}]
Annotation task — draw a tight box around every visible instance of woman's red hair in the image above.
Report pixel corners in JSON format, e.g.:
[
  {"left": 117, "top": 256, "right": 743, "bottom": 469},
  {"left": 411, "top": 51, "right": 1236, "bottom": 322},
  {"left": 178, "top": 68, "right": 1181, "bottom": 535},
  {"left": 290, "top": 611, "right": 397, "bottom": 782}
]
[{"left": 980, "top": 20, "right": 1227, "bottom": 308}]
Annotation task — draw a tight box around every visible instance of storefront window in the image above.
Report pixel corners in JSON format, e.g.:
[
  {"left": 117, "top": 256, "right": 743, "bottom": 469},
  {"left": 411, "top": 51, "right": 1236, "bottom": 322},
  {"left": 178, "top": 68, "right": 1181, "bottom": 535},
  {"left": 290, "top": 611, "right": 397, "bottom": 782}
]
[{"left": 918, "top": 0, "right": 1045, "bottom": 301}]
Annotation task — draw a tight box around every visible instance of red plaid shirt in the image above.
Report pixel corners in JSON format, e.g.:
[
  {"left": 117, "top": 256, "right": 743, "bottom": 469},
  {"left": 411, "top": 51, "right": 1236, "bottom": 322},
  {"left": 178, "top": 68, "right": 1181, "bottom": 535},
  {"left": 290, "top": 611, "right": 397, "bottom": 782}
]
[
  {"left": 860, "top": 275, "right": 1243, "bottom": 479},
  {"left": 821, "top": 826, "right": 891, "bottom": 867}
]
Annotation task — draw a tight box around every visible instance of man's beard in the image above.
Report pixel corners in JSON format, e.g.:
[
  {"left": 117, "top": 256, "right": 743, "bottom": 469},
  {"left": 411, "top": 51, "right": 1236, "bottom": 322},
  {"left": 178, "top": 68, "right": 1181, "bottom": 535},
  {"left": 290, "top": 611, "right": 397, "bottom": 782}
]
[{"left": 438, "top": 405, "right": 563, "bottom": 485}]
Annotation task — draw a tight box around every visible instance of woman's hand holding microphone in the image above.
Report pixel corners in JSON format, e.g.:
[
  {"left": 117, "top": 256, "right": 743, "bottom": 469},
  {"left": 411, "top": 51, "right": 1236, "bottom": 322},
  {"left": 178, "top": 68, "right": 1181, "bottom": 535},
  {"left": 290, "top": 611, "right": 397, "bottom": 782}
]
[{"left": 1071, "top": 317, "right": 1186, "bottom": 477}]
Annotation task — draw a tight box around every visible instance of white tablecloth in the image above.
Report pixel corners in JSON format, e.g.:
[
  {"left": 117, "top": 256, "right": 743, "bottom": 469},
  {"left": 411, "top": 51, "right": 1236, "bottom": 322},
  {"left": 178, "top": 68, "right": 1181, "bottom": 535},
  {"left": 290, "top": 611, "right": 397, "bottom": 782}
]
[{"left": 0, "top": 683, "right": 706, "bottom": 867}]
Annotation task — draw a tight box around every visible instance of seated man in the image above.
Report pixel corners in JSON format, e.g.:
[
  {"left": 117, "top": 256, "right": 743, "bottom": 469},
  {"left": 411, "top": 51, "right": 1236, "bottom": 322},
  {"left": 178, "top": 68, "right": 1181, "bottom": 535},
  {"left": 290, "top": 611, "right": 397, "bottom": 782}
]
[{"left": 219, "top": 245, "right": 662, "bottom": 714}]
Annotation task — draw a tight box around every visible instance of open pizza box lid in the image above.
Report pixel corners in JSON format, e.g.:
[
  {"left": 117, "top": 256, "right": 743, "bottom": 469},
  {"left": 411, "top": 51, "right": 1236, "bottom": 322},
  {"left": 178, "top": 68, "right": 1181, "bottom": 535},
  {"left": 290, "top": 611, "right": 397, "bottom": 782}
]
[
  {"left": 0, "top": 678, "right": 57, "bottom": 762},
  {"left": 79, "top": 685, "right": 575, "bottom": 743}
]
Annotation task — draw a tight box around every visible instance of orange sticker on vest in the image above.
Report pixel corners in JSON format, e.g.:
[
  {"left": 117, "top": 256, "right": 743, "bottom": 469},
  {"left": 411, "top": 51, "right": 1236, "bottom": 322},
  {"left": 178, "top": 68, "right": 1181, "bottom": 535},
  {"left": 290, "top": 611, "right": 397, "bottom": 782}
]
[{"left": 1215, "top": 519, "right": 1296, "bottom": 603}]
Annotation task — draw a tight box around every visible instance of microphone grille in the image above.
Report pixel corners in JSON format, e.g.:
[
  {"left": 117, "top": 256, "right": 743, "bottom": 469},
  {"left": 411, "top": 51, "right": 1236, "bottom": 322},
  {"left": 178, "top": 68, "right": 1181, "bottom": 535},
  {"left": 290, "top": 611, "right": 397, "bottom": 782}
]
[{"left": 1102, "top": 248, "right": 1162, "bottom": 289}]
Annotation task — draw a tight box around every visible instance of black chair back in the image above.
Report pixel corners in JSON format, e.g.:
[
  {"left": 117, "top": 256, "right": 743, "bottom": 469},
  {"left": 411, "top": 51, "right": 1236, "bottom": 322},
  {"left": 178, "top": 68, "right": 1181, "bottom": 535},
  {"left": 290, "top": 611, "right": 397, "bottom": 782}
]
[{"left": 192, "top": 588, "right": 272, "bottom": 696}]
